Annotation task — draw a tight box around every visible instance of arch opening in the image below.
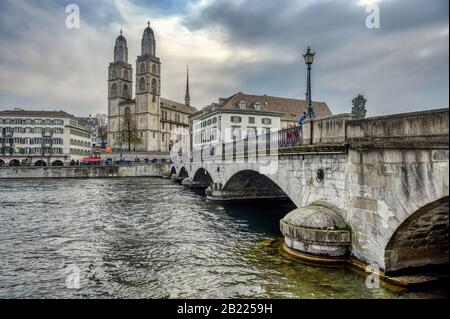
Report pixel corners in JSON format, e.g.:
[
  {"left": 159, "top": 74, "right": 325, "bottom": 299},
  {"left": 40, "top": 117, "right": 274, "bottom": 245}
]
[
  {"left": 384, "top": 197, "right": 449, "bottom": 275},
  {"left": 52, "top": 160, "right": 64, "bottom": 166},
  {"left": 189, "top": 168, "right": 213, "bottom": 190},
  {"left": 178, "top": 167, "right": 188, "bottom": 179},
  {"left": 34, "top": 160, "right": 47, "bottom": 167},
  {"left": 9, "top": 159, "right": 20, "bottom": 167},
  {"left": 0, "top": 159, "right": 5, "bottom": 167},
  {"left": 170, "top": 166, "right": 176, "bottom": 176},
  {"left": 193, "top": 168, "right": 213, "bottom": 185},
  {"left": 210, "top": 170, "right": 296, "bottom": 204}
]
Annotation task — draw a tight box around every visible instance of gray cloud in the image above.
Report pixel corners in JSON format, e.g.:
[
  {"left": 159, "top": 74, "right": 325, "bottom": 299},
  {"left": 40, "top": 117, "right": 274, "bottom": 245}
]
[{"left": 0, "top": 0, "right": 448, "bottom": 117}]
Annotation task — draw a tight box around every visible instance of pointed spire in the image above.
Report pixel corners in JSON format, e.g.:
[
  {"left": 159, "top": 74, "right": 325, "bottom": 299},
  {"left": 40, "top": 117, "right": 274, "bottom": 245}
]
[
  {"left": 185, "top": 65, "right": 191, "bottom": 107},
  {"left": 147, "top": 20, "right": 150, "bottom": 27},
  {"left": 120, "top": 28, "right": 123, "bottom": 35}
]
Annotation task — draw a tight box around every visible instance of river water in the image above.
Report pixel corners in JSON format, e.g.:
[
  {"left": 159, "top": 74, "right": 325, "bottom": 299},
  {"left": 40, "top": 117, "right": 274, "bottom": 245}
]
[{"left": 0, "top": 178, "right": 447, "bottom": 299}]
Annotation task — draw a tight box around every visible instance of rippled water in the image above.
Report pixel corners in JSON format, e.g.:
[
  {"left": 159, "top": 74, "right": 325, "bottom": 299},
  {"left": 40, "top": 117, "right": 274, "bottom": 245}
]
[{"left": 0, "top": 178, "right": 447, "bottom": 299}]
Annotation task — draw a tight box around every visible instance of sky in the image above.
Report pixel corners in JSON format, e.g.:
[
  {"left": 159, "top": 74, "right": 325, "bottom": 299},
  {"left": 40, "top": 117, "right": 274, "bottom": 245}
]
[{"left": 0, "top": 0, "right": 448, "bottom": 117}]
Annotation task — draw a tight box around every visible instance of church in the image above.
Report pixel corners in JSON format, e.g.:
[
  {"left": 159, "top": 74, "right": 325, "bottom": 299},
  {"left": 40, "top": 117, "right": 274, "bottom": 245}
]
[{"left": 107, "top": 22, "right": 197, "bottom": 153}]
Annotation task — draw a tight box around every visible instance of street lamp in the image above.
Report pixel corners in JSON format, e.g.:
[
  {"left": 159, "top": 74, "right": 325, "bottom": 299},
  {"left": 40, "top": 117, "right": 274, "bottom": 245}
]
[{"left": 303, "top": 46, "right": 316, "bottom": 119}]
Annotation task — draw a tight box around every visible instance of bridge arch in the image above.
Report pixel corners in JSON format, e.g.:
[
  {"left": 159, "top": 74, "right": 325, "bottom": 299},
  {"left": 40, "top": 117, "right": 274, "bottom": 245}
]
[
  {"left": 170, "top": 166, "right": 176, "bottom": 176},
  {"left": 178, "top": 167, "right": 188, "bottom": 179},
  {"left": 34, "top": 160, "right": 46, "bottom": 167},
  {"left": 384, "top": 196, "right": 449, "bottom": 275},
  {"left": 9, "top": 159, "right": 20, "bottom": 166},
  {"left": 220, "top": 169, "right": 296, "bottom": 203},
  {"left": 0, "top": 159, "right": 5, "bottom": 166},
  {"left": 52, "top": 160, "right": 64, "bottom": 166},
  {"left": 192, "top": 168, "right": 213, "bottom": 186}
]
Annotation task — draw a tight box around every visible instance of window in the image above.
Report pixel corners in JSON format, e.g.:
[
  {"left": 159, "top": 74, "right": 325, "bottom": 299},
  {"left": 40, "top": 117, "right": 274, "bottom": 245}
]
[
  {"left": 248, "top": 117, "right": 255, "bottom": 124},
  {"left": 111, "top": 83, "right": 118, "bottom": 97},
  {"left": 253, "top": 102, "right": 262, "bottom": 110},
  {"left": 247, "top": 128, "right": 257, "bottom": 137},
  {"left": 212, "top": 117, "right": 217, "bottom": 124},
  {"left": 232, "top": 127, "right": 241, "bottom": 140},
  {"left": 237, "top": 100, "right": 246, "bottom": 109},
  {"left": 231, "top": 116, "right": 242, "bottom": 124},
  {"left": 151, "top": 78, "right": 157, "bottom": 93},
  {"left": 139, "top": 78, "right": 146, "bottom": 92},
  {"left": 124, "top": 69, "right": 129, "bottom": 80},
  {"left": 152, "top": 64, "right": 157, "bottom": 74},
  {"left": 140, "top": 62, "right": 146, "bottom": 74},
  {"left": 123, "top": 84, "right": 129, "bottom": 98},
  {"left": 262, "top": 118, "right": 272, "bottom": 125}
]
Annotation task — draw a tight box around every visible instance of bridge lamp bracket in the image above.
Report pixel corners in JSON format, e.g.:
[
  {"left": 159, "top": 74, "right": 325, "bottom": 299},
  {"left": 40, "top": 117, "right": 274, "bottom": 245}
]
[{"left": 316, "top": 168, "right": 324, "bottom": 183}]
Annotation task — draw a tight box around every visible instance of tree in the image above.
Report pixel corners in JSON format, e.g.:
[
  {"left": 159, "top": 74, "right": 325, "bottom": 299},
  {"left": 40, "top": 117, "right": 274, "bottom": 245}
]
[
  {"left": 95, "top": 113, "right": 108, "bottom": 145},
  {"left": 120, "top": 108, "right": 143, "bottom": 151},
  {"left": 351, "top": 94, "right": 367, "bottom": 119}
]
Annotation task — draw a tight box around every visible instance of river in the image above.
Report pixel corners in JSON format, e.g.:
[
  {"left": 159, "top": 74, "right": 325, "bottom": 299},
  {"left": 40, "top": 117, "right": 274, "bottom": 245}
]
[{"left": 0, "top": 178, "right": 447, "bottom": 298}]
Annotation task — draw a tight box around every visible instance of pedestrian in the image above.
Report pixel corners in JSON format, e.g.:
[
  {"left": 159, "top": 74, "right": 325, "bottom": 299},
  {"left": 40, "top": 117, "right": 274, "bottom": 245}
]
[{"left": 297, "top": 112, "right": 307, "bottom": 127}]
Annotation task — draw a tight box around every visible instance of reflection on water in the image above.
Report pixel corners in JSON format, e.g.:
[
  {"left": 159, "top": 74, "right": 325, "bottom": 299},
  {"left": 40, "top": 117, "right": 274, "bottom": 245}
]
[{"left": 0, "top": 178, "right": 447, "bottom": 298}]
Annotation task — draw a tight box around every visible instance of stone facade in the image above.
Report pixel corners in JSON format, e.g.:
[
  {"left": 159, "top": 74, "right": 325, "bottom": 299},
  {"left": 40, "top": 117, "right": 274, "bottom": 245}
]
[{"left": 107, "top": 24, "right": 197, "bottom": 153}]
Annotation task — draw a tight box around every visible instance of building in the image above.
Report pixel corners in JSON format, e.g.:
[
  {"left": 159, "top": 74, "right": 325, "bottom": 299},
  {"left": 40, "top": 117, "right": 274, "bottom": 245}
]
[
  {"left": 189, "top": 92, "right": 332, "bottom": 149},
  {"left": 107, "top": 24, "right": 197, "bottom": 153},
  {"left": 82, "top": 115, "right": 103, "bottom": 148},
  {"left": 0, "top": 108, "right": 93, "bottom": 166}
]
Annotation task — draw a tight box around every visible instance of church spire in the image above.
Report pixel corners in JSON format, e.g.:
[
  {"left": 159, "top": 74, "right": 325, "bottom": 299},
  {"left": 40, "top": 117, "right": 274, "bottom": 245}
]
[{"left": 185, "top": 65, "right": 191, "bottom": 107}]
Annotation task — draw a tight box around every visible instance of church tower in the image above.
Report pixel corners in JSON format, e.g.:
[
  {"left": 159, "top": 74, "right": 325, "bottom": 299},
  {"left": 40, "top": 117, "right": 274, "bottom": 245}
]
[
  {"left": 108, "top": 30, "right": 133, "bottom": 147},
  {"left": 134, "top": 21, "right": 162, "bottom": 152},
  {"left": 185, "top": 65, "right": 191, "bottom": 107}
]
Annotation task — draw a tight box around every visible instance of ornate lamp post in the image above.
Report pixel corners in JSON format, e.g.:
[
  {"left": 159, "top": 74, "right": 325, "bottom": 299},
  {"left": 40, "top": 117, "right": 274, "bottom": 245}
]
[{"left": 303, "top": 46, "right": 316, "bottom": 119}]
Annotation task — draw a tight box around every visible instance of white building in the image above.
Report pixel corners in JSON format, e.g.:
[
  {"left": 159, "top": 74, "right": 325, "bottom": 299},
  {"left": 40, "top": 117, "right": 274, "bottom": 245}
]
[
  {"left": 189, "top": 92, "right": 332, "bottom": 150},
  {"left": 0, "top": 109, "right": 93, "bottom": 166}
]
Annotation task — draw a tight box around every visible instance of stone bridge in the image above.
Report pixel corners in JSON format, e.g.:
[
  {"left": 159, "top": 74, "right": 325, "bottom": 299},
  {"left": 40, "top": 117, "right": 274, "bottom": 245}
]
[{"left": 170, "top": 109, "right": 449, "bottom": 277}]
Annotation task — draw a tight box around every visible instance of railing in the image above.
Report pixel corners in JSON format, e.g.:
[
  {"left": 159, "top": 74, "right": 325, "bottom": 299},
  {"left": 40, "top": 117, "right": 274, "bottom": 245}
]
[{"left": 191, "top": 126, "right": 302, "bottom": 162}]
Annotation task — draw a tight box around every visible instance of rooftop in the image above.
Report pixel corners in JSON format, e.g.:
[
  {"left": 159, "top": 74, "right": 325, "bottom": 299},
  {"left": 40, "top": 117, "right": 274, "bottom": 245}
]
[{"left": 193, "top": 92, "right": 332, "bottom": 121}]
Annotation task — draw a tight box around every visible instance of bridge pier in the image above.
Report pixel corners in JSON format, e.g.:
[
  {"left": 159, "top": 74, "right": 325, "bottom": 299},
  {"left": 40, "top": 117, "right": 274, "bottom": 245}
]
[
  {"left": 205, "top": 182, "right": 289, "bottom": 202},
  {"left": 182, "top": 177, "right": 211, "bottom": 189},
  {"left": 280, "top": 201, "right": 351, "bottom": 262}
]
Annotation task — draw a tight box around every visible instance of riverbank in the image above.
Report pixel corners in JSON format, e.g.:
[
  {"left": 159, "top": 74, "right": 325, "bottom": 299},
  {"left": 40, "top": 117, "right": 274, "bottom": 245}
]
[{"left": 0, "top": 164, "right": 169, "bottom": 179}]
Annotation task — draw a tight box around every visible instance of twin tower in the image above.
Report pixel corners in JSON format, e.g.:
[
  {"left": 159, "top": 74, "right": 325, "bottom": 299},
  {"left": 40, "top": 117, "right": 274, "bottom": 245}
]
[{"left": 107, "top": 22, "right": 194, "bottom": 153}]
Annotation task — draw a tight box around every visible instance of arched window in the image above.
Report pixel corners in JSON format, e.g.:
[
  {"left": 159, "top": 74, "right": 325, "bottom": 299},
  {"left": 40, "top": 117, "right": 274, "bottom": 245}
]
[
  {"left": 124, "top": 107, "right": 131, "bottom": 116},
  {"left": 139, "top": 77, "right": 146, "bottom": 92},
  {"left": 151, "top": 78, "right": 157, "bottom": 102},
  {"left": 152, "top": 64, "right": 157, "bottom": 74},
  {"left": 123, "top": 69, "right": 129, "bottom": 80},
  {"left": 123, "top": 84, "right": 129, "bottom": 98},
  {"left": 140, "top": 63, "right": 146, "bottom": 74},
  {"left": 111, "top": 83, "right": 118, "bottom": 97}
]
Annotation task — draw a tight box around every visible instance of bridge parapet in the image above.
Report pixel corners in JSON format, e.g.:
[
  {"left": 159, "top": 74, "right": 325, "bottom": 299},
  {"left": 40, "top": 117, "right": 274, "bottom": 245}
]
[
  {"left": 302, "top": 113, "right": 353, "bottom": 146},
  {"left": 346, "top": 108, "right": 449, "bottom": 148}
]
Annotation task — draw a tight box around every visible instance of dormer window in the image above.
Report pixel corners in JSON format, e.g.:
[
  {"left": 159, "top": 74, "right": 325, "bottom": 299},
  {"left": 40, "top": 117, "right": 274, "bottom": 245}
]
[
  {"left": 253, "top": 102, "right": 262, "bottom": 111},
  {"left": 237, "top": 100, "right": 246, "bottom": 109}
]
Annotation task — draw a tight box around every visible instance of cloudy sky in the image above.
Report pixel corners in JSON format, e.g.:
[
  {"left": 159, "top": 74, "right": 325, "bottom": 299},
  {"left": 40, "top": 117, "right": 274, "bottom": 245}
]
[{"left": 0, "top": 0, "right": 448, "bottom": 117}]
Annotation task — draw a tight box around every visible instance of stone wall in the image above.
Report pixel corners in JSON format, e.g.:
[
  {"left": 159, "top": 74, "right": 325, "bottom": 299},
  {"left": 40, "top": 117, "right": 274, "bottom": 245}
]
[{"left": 0, "top": 164, "right": 168, "bottom": 179}]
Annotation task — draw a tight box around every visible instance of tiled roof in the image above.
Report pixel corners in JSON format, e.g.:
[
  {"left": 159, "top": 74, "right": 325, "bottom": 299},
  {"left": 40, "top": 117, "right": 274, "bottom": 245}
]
[
  {"left": 217, "top": 92, "right": 332, "bottom": 121},
  {"left": 0, "top": 108, "right": 75, "bottom": 118},
  {"left": 160, "top": 98, "right": 197, "bottom": 114}
]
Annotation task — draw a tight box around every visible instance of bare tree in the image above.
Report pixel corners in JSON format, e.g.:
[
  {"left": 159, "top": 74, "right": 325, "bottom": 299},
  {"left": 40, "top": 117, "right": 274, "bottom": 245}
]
[
  {"left": 96, "top": 113, "right": 108, "bottom": 145},
  {"left": 120, "top": 108, "right": 143, "bottom": 151}
]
